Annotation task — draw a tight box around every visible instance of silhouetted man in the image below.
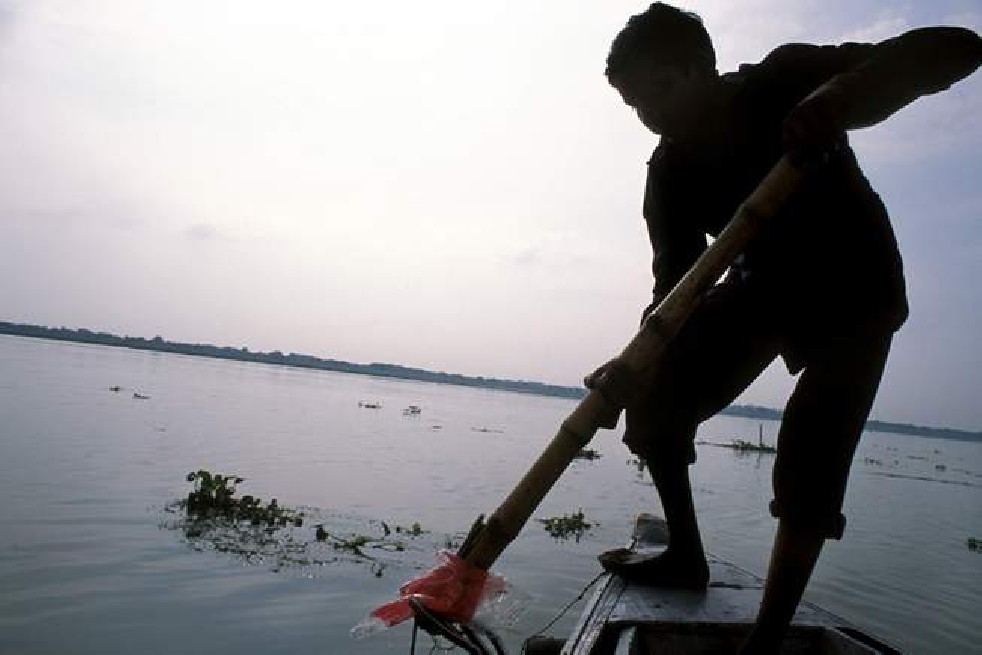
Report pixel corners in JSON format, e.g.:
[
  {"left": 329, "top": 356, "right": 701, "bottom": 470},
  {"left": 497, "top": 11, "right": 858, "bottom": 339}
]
[{"left": 587, "top": 4, "right": 980, "bottom": 652}]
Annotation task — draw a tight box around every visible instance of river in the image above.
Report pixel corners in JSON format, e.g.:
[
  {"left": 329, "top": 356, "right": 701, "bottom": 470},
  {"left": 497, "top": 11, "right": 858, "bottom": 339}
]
[{"left": 0, "top": 334, "right": 979, "bottom": 654}]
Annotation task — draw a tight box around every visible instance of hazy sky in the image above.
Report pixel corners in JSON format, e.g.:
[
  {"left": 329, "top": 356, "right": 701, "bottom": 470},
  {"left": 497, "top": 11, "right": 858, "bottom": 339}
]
[{"left": 1, "top": 1, "right": 979, "bottom": 429}]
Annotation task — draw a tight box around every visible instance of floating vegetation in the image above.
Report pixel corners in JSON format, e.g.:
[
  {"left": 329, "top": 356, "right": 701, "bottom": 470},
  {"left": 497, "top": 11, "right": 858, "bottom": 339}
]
[
  {"left": 968, "top": 537, "right": 981, "bottom": 553},
  {"left": 160, "top": 470, "right": 451, "bottom": 577},
  {"left": 709, "top": 425, "right": 776, "bottom": 454},
  {"left": 574, "top": 448, "right": 602, "bottom": 461},
  {"left": 720, "top": 423, "right": 777, "bottom": 454},
  {"left": 538, "top": 510, "right": 593, "bottom": 542},
  {"left": 394, "top": 521, "right": 428, "bottom": 537},
  {"left": 867, "top": 471, "right": 982, "bottom": 489},
  {"left": 723, "top": 438, "right": 777, "bottom": 454},
  {"left": 185, "top": 470, "right": 303, "bottom": 527},
  {"left": 627, "top": 457, "right": 649, "bottom": 482},
  {"left": 951, "top": 467, "right": 982, "bottom": 478},
  {"left": 314, "top": 528, "right": 395, "bottom": 559}
]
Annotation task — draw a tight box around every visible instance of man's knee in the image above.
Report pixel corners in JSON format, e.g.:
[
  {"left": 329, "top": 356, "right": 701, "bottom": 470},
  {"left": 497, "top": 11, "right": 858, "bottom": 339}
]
[
  {"left": 768, "top": 498, "right": 847, "bottom": 540},
  {"left": 622, "top": 401, "right": 698, "bottom": 469},
  {"left": 770, "top": 332, "right": 893, "bottom": 540}
]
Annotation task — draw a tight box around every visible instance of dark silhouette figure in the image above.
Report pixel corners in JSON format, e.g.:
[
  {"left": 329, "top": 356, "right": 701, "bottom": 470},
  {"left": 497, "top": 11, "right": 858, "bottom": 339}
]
[{"left": 587, "top": 4, "right": 980, "bottom": 652}]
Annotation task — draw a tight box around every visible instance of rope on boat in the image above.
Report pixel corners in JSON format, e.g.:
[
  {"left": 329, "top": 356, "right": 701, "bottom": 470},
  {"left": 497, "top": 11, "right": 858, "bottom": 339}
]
[{"left": 520, "top": 571, "right": 606, "bottom": 654}]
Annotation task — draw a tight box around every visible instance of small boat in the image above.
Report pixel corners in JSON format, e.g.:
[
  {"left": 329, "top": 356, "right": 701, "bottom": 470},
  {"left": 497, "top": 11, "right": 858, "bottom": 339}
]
[{"left": 551, "top": 513, "right": 900, "bottom": 654}]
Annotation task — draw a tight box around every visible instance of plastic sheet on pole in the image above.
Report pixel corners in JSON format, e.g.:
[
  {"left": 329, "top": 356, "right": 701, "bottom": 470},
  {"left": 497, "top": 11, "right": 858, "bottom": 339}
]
[{"left": 351, "top": 550, "right": 507, "bottom": 638}]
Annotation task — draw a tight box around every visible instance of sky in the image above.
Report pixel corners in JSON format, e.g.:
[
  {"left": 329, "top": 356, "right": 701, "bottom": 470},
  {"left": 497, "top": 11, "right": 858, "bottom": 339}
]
[{"left": 0, "top": 1, "right": 979, "bottom": 430}]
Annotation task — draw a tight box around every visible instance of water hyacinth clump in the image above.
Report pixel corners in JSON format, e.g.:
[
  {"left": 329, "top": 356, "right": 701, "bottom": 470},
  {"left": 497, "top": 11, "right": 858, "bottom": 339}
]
[
  {"left": 185, "top": 470, "right": 303, "bottom": 527},
  {"left": 162, "top": 470, "right": 449, "bottom": 577},
  {"left": 538, "top": 510, "right": 593, "bottom": 541},
  {"left": 726, "top": 438, "right": 777, "bottom": 454}
]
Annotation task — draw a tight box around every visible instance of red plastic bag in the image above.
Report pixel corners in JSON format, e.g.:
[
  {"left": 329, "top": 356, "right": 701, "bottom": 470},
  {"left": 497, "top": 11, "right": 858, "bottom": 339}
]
[{"left": 353, "top": 550, "right": 506, "bottom": 637}]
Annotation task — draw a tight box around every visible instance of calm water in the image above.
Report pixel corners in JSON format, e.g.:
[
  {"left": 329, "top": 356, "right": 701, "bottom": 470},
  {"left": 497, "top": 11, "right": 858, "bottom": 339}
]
[{"left": 0, "top": 334, "right": 980, "bottom": 654}]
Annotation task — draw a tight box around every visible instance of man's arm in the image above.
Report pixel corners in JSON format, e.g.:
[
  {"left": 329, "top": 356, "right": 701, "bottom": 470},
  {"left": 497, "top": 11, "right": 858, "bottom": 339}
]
[
  {"left": 641, "top": 146, "right": 707, "bottom": 323},
  {"left": 784, "top": 26, "right": 982, "bottom": 150}
]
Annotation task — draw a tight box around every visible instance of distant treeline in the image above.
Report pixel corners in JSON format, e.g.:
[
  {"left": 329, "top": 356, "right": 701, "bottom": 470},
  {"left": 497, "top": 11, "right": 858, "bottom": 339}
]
[
  {"left": 3, "top": 320, "right": 980, "bottom": 443},
  {"left": 718, "top": 404, "right": 982, "bottom": 443},
  {"left": 0, "top": 320, "right": 581, "bottom": 399}
]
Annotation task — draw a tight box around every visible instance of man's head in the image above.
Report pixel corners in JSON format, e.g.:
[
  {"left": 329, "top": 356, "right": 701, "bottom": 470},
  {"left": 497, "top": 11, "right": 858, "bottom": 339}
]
[{"left": 606, "top": 3, "right": 717, "bottom": 137}]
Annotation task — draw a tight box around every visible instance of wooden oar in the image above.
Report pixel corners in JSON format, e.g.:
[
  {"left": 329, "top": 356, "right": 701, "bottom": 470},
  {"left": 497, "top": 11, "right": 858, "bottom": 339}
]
[{"left": 457, "top": 155, "right": 803, "bottom": 571}]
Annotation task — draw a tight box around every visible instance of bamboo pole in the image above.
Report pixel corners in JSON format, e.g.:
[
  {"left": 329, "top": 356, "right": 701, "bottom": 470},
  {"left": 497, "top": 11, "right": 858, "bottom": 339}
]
[{"left": 459, "top": 156, "right": 803, "bottom": 571}]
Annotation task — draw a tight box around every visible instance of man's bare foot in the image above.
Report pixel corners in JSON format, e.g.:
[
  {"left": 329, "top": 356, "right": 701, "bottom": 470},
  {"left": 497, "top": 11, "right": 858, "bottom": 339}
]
[{"left": 598, "top": 548, "right": 709, "bottom": 589}]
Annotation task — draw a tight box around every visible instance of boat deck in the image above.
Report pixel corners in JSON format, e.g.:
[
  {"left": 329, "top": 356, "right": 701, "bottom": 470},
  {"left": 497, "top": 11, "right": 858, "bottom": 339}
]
[{"left": 560, "top": 514, "right": 900, "bottom": 654}]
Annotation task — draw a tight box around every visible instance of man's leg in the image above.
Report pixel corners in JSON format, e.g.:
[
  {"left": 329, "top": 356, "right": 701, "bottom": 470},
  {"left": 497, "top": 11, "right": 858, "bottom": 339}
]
[
  {"left": 601, "top": 283, "right": 779, "bottom": 587},
  {"left": 739, "top": 333, "right": 893, "bottom": 654},
  {"left": 646, "top": 456, "right": 710, "bottom": 581},
  {"left": 599, "top": 455, "right": 711, "bottom": 588},
  {"left": 739, "top": 522, "right": 824, "bottom": 653}
]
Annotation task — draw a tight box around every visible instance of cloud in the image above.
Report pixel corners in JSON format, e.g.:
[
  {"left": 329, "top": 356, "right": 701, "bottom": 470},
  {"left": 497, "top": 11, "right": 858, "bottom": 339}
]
[
  {"left": 0, "top": 0, "right": 23, "bottom": 28},
  {"left": 184, "top": 223, "right": 226, "bottom": 242},
  {"left": 837, "top": 15, "right": 910, "bottom": 43},
  {"left": 849, "top": 69, "right": 981, "bottom": 164},
  {"left": 509, "top": 245, "right": 541, "bottom": 267}
]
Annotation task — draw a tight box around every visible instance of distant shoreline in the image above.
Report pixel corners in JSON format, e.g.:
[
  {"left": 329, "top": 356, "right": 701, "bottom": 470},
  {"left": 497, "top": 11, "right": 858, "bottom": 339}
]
[{"left": 3, "top": 320, "right": 980, "bottom": 443}]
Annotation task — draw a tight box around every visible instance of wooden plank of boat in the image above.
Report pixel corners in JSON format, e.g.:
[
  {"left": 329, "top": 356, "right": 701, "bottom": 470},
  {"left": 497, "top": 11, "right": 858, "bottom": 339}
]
[{"left": 560, "top": 514, "right": 901, "bottom": 654}]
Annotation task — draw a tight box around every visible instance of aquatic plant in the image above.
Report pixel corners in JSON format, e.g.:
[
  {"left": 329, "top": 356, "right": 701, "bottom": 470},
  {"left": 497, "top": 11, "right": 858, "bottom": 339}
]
[
  {"left": 184, "top": 469, "right": 304, "bottom": 527},
  {"left": 162, "top": 471, "right": 448, "bottom": 577},
  {"left": 968, "top": 537, "right": 981, "bottom": 553},
  {"left": 626, "top": 457, "right": 648, "bottom": 481},
  {"left": 721, "top": 424, "right": 777, "bottom": 454},
  {"left": 726, "top": 438, "right": 777, "bottom": 454},
  {"left": 394, "top": 522, "right": 427, "bottom": 536},
  {"left": 538, "top": 510, "right": 593, "bottom": 541}
]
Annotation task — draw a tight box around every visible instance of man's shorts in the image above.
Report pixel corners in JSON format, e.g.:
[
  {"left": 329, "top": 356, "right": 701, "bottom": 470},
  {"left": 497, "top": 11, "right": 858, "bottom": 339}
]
[{"left": 623, "top": 279, "right": 892, "bottom": 539}]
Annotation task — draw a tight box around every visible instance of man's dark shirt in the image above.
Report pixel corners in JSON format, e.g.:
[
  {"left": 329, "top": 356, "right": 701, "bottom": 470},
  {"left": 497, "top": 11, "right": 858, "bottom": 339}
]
[{"left": 643, "top": 41, "right": 914, "bottom": 371}]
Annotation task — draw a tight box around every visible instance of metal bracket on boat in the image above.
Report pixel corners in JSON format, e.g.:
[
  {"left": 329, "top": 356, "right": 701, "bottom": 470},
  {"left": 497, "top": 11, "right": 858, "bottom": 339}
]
[{"left": 408, "top": 597, "right": 505, "bottom": 655}]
